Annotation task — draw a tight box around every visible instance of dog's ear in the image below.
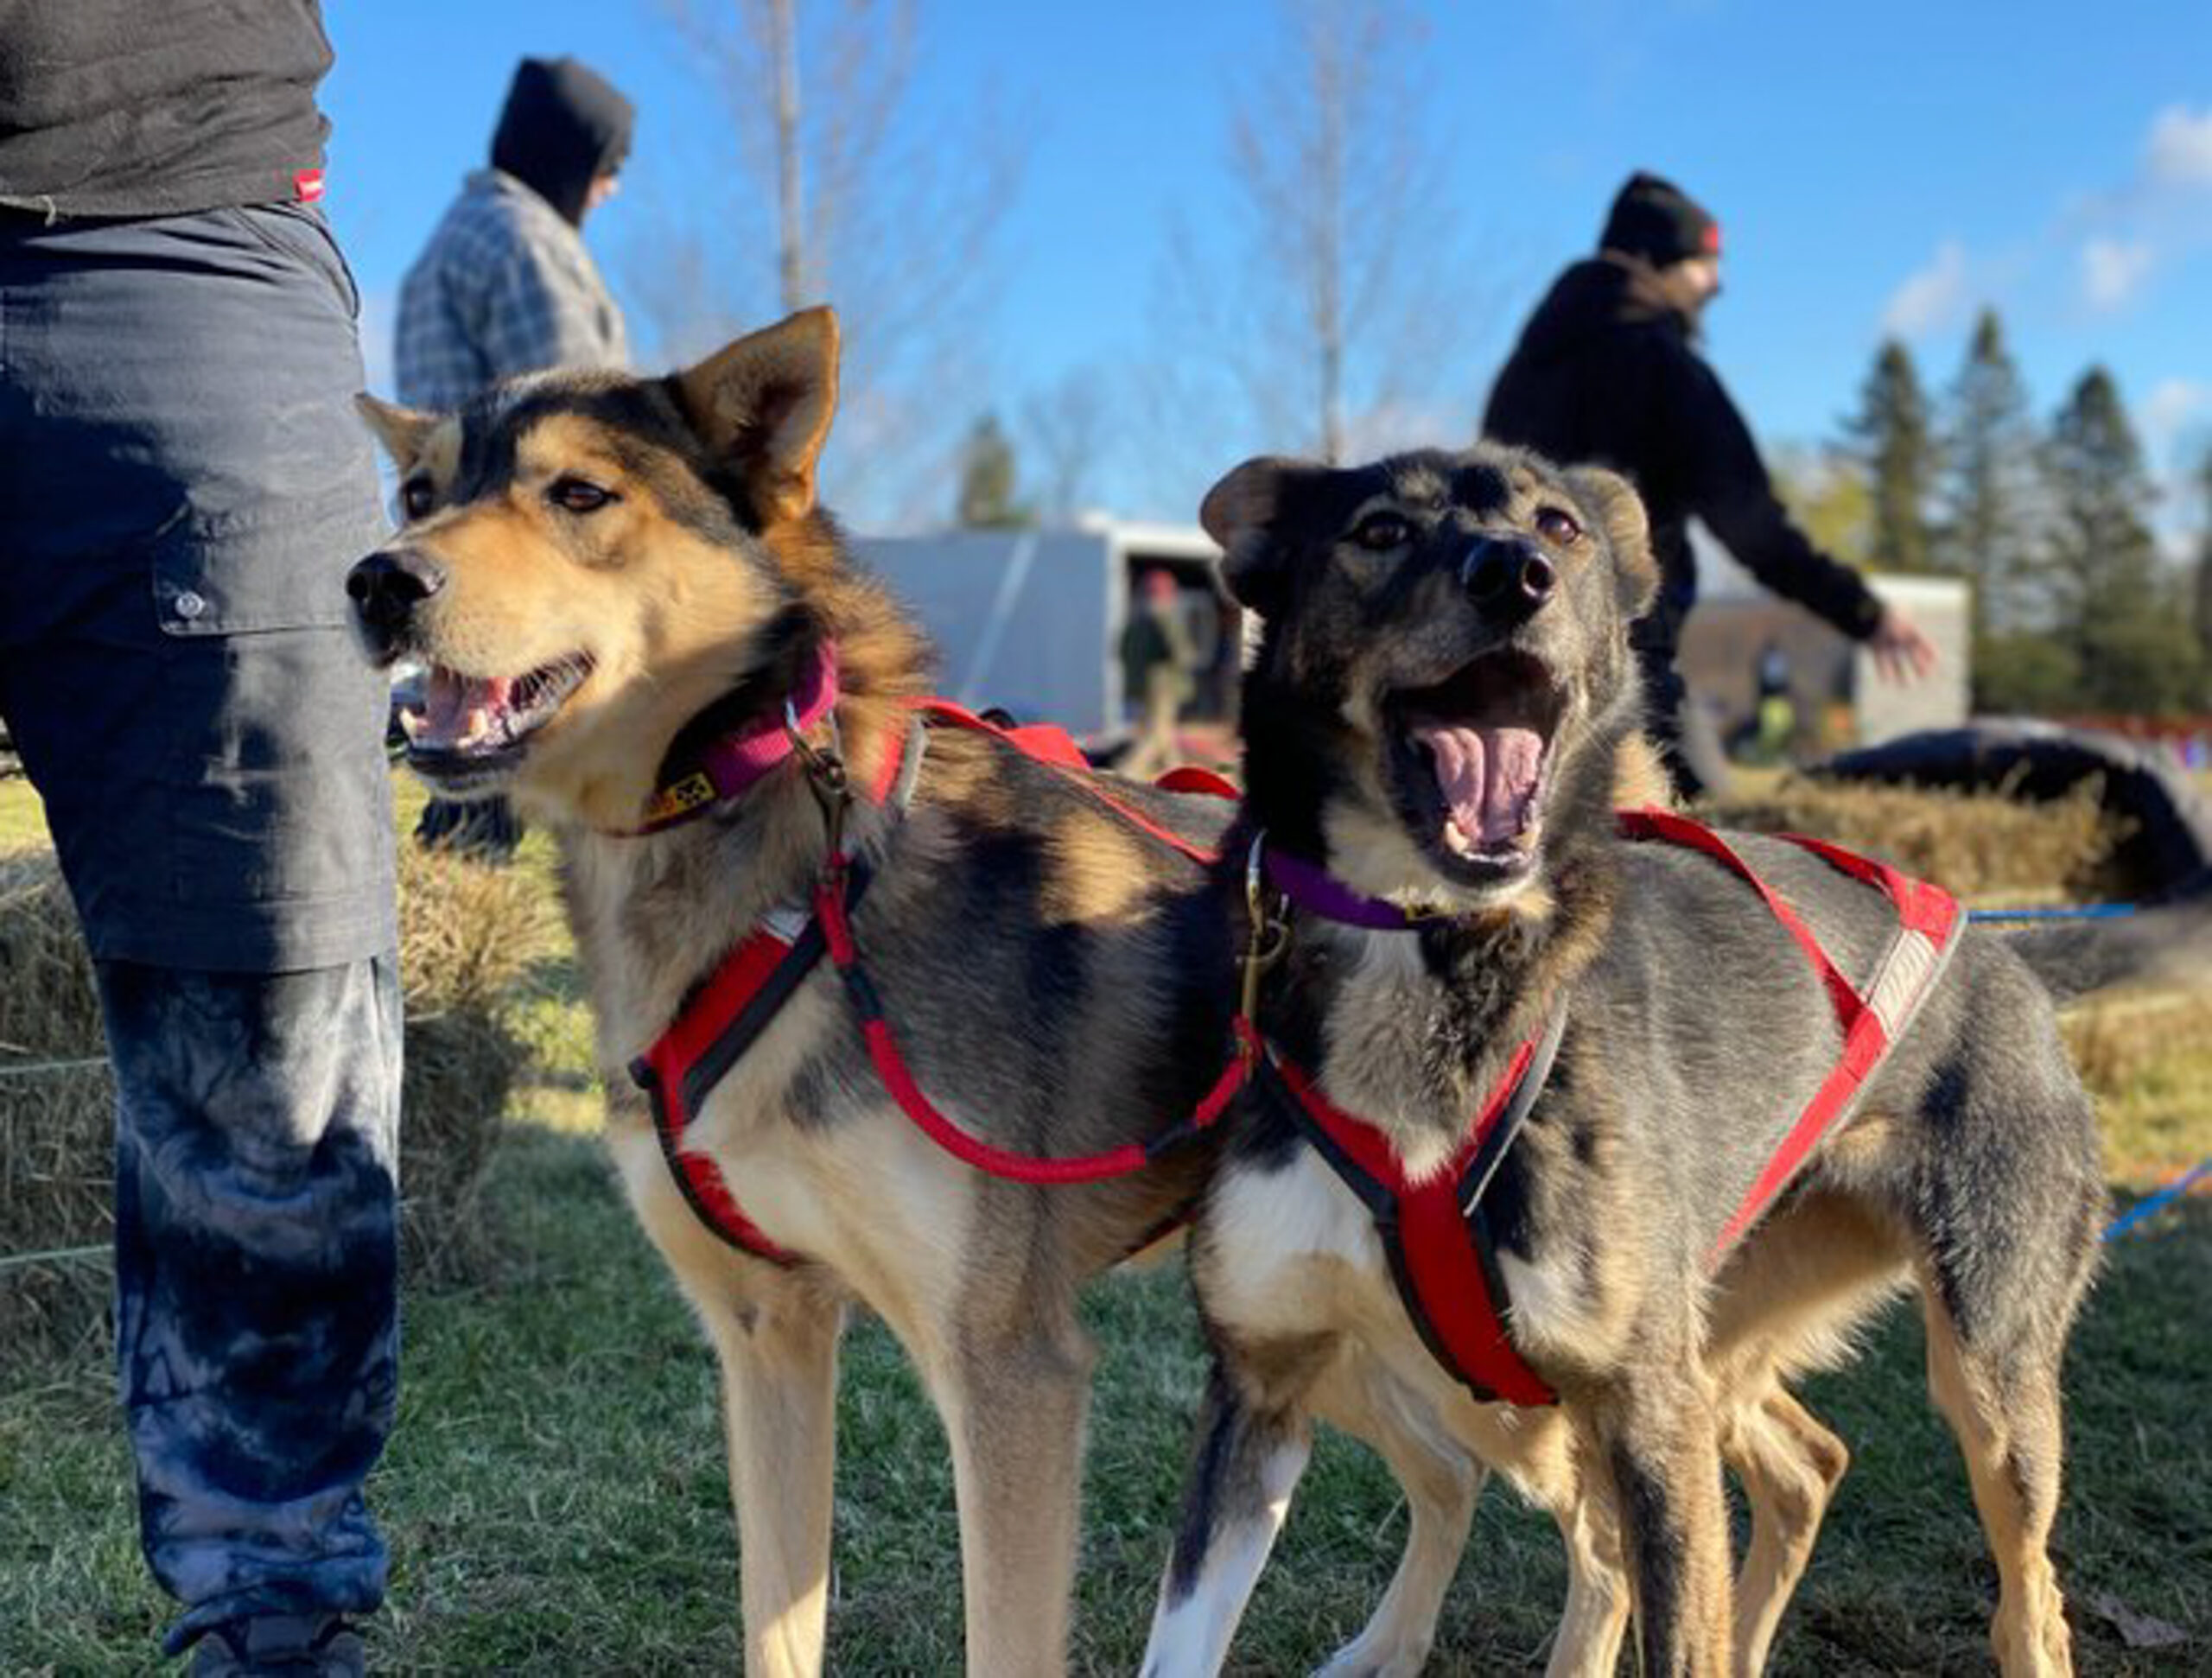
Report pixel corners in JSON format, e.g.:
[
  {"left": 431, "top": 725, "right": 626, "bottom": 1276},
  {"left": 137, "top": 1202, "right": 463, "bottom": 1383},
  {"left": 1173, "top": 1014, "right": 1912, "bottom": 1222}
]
[
  {"left": 1566, "top": 466, "right": 1658, "bottom": 621},
  {"left": 1201, "top": 455, "right": 1321, "bottom": 619},
  {"left": 676, "top": 307, "right": 841, "bottom": 524},
  {"left": 355, "top": 395, "right": 438, "bottom": 472}
]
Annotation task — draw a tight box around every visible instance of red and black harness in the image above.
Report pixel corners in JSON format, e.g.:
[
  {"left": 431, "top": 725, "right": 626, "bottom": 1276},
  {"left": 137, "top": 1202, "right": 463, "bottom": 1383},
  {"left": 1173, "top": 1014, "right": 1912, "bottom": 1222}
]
[
  {"left": 624, "top": 656, "right": 1962, "bottom": 1410},
  {"left": 626, "top": 660, "right": 1255, "bottom": 1267},
  {"left": 1247, "top": 805, "right": 1965, "bottom": 1407}
]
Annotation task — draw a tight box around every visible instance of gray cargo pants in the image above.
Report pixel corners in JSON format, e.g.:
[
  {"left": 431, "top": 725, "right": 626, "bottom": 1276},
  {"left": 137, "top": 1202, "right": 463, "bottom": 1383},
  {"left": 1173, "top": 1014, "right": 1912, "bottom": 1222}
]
[{"left": 1, "top": 202, "right": 404, "bottom": 1655}]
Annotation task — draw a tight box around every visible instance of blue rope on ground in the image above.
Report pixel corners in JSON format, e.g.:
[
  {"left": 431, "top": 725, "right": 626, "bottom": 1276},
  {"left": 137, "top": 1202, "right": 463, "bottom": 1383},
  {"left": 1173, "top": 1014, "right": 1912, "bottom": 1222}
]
[
  {"left": 2104, "top": 1159, "right": 2212, "bottom": 1243},
  {"left": 1967, "top": 903, "right": 2139, "bottom": 923}
]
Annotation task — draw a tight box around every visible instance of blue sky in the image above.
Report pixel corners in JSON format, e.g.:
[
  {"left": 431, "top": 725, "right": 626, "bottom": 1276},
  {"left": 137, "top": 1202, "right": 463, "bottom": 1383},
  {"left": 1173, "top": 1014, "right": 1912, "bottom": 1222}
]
[{"left": 321, "top": 3, "right": 2212, "bottom": 535}]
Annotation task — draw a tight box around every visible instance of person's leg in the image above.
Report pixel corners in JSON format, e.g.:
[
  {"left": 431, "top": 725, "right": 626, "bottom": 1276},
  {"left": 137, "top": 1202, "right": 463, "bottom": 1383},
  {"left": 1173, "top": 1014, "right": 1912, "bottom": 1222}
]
[
  {"left": 103, "top": 956, "right": 403, "bottom": 1659},
  {"left": 0, "top": 205, "right": 400, "bottom": 1663},
  {"left": 414, "top": 791, "right": 524, "bottom": 861}
]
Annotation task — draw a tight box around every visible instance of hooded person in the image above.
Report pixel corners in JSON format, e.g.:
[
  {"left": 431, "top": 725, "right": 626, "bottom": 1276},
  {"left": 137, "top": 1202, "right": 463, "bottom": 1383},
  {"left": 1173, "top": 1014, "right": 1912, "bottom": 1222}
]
[
  {"left": 393, "top": 54, "right": 634, "bottom": 413},
  {"left": 392, "top": 55, "right": 636, "bottom": 860},
  {"left": 1483, "top": 171, "right": 1936, "bottom": 798}
]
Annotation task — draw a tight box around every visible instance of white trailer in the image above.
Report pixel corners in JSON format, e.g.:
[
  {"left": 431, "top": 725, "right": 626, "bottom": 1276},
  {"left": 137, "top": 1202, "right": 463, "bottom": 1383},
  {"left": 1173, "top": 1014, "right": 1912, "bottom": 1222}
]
[{"left": 855, "top": 518, "right": 1235, "bottom": 740}]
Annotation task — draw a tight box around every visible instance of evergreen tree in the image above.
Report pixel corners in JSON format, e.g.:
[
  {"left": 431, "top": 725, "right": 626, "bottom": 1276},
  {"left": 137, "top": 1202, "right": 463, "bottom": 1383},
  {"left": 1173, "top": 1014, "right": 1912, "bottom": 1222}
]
[
  {"left": 1770, "top": 446, "right": 1872, "bottom": 569},
  {"left": 1841, "top": 339, "right": 1937, "bottom": 575},
  {"left": 2040, "top": 367, "right": 2203, "bottom": 715},
  {"left": 1936, "top": 308, "right": 2040, "bottom": 646},
  {"left": 955, "top": 413, "right": 1031, "bottom": 530},
  {"left": 2194, "top": 447, "right": 2212, "bottom": 671}
]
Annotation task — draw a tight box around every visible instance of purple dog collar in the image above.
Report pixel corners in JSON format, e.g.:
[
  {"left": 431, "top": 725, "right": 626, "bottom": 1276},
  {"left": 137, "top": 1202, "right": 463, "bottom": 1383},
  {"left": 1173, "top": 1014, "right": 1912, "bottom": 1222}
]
[
  {"left": 624, "top": 639, "right": 841, "bottom": 835},
  {"left": 1262, "top": 843, "right": 1437, "bottom": 931}
]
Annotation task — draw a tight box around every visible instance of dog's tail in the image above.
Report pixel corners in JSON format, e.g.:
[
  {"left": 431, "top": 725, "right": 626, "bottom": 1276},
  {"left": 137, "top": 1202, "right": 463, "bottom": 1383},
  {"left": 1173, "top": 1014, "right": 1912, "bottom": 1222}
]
[{"left": 1999, "top": 874, "right": 2212, "bottom": 1005}]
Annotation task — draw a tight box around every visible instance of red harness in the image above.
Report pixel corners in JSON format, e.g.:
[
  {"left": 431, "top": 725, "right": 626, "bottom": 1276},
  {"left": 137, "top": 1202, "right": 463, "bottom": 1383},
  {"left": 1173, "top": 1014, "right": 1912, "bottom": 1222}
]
[
  {"left": 1258, "top": 808, "right": 1964, "bottom": 1408},
  {"left": 629, "top": 697, "right": 1249, "bottom": 1265}
]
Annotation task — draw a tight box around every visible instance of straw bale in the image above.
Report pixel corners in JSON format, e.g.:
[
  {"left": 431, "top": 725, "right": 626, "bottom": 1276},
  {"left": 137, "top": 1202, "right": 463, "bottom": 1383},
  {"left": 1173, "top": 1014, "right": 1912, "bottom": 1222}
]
[
  {"left": 3, "top": 843, "right": 560, "bottom": 1349},
  {"left": 1702, "top": 773, "right": 2127, "bottom": 905}
]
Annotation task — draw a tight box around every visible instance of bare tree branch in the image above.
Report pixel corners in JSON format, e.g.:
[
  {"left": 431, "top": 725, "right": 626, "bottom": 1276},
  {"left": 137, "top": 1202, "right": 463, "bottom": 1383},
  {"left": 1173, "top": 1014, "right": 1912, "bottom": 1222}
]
[
  {"left": 1150, "top": 0, "right": 1478, "bottom": 496},
  {"left": 626, "top": 0, "right": 1020, "bottom": 526},
  {"left": 1020, "top": 367, "right": 1116, "bottom": 523}
]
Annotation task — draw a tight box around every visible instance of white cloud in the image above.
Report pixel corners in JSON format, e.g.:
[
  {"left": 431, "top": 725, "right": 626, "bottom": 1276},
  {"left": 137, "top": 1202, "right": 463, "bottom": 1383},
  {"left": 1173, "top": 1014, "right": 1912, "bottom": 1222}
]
[
  {"left": 1879, "top": 239, "right": 1969, "bottom": 337},
  {"left": 2146, "top": 104, "right": 2212, "bottom": 188},
  {"left": 2143, "top": 377, "right": 2209, "bottom": 453},
  {"left": 2081, "top": 236, "right": 2156, "bottom": 310}
]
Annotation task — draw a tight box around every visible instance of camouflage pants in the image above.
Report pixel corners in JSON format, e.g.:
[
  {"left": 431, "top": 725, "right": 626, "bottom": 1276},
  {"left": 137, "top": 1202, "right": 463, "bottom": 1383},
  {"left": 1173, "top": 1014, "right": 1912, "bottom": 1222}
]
[{"left": 101, "top": 956, "right": 404, "bottom": 1656}]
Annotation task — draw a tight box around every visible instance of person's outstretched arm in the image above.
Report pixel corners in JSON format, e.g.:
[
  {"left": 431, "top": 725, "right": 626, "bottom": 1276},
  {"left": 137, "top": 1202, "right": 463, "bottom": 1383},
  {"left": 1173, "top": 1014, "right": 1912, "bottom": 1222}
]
[{"left": 1675, "top": 355, "right": 1936, "bottom": 680}]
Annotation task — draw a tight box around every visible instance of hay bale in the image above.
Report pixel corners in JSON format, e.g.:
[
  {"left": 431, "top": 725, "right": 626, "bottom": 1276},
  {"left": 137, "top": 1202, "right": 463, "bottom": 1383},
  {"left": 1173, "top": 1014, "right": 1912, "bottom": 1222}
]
[
  {"left": 2, "top": 843, "right": 560, "bottom": 1351},
  {"left": 391, "top": 842, "right": 561, "bottom": 1282},
  {"left": 1701, "top": 773, "right": 2127, "bottom": 905}
]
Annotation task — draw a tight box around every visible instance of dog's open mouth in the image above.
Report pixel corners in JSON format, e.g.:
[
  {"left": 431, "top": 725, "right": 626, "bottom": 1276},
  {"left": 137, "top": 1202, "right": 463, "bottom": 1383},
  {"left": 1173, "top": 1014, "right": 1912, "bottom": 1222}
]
[
  {"left": 396, "top": 653, "right": 594, "bottom": 776},
  {"left": 1387, "top": 650, "right": 1565, "bottom": 874}
]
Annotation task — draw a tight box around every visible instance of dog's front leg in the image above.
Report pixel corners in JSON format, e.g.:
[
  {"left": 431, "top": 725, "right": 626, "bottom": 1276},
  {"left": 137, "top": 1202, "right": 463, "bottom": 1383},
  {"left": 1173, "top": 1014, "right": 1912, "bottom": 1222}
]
[
  {"left": 1310, "top": 1368, "right": 1484, "bottom": 1678},
  {"left": 1593, "top": 1373, "right": 1734, "bottom": 1678},
  {"left": 1547, "top": 1447, "right": 1632, "bottom": 1678},
  {"left": 926, "top": 1308, "right": 1097, "bottom": 1677},
  {"left": 1141, "top": 1348, "right": 1325, "bottom": 1678},
  {"left": 1723, "top": 1384, "right": 1847, "bottom": 1675},
  {"left": 701, "top": 1271, "right": 845, "bottom": 1678}
]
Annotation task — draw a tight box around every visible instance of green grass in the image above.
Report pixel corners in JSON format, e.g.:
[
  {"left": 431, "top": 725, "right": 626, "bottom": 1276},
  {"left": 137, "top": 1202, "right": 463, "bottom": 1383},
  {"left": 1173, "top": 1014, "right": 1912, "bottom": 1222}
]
[
  {"left": 4, "top": 1113, "right": 2206, "bottom": 1674},
  {"left": 4, "top": 771, "right": 2209, "bottom": 1672}
]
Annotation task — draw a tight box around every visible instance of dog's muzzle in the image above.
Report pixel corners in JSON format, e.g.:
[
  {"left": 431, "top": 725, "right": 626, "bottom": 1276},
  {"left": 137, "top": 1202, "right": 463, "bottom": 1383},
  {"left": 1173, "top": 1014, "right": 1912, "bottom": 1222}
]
[
  {"left": 1459, "top": 537, "right": 1554, "bottom": 626},
  {"left": 346, "top": 547, "right": 445, "bottom": 664}
]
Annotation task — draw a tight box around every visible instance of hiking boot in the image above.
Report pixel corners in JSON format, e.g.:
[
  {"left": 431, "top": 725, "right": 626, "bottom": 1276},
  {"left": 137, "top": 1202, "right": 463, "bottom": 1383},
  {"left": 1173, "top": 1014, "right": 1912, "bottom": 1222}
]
[{"left": 189, "top": 1614, "right": 365, "bottom": 1676}]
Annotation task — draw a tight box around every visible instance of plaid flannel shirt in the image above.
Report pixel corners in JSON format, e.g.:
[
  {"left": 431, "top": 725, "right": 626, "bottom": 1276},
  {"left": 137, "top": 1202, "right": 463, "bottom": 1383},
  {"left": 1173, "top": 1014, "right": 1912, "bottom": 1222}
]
[{"left": 393, "top": 169, "right": 628, "bottom": 410}]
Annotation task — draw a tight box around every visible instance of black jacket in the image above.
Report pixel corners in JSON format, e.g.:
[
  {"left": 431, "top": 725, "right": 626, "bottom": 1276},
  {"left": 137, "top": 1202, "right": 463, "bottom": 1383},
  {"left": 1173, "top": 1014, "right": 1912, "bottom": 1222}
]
[
  {"left": 0, "top": 1, "right": 332, "bottom": 219},
  {"left": 1483, "top": 258, "right": 1883, "bottom": 656}
]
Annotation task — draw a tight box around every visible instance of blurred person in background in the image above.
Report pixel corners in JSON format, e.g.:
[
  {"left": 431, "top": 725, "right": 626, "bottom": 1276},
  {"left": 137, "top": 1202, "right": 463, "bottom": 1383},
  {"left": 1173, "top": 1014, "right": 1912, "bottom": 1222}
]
[
  {"left": 394, "top": 54, "right": 634, "bottom": 859},
  {"left": 1, "top": 3, "right": 399, "bottom": 1671},
  {"left": 1484, "top": 170, "right": 1936, "bottom": 799},
  {"left": 1119, "top": 567, "right": 1198, "bottom": 779}
]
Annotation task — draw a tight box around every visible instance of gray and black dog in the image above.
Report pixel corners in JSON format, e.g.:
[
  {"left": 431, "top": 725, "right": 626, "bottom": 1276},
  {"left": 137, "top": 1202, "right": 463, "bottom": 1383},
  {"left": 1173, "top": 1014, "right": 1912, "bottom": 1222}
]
[{"left": 1141, "top": 444, "right": 2103, "bottom": 1677}]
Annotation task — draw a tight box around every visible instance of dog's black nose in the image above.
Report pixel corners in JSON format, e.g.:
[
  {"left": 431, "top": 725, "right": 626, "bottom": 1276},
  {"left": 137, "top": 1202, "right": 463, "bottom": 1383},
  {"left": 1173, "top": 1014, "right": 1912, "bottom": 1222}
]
[
  {"left": 1460, "top": 537, "right": 1555, "bottom": 620},
  {"left": 346, "top": 548, "right": 444, "bottom": 658}
]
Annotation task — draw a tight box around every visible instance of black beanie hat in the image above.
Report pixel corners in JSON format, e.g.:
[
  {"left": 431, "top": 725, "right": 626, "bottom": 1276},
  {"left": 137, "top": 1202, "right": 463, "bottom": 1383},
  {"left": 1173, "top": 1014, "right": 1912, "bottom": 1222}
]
[
  {"left": 490, "top": 56, "right": 636, "bottom": 226},
  {"left": 1599, "top": 172, "right": 1720, "bottom": 266}
]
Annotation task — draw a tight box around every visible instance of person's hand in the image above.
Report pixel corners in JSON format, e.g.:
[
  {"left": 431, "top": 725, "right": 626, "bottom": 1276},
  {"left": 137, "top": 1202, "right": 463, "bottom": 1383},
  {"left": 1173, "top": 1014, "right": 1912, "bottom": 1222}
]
[{"left": 1867, "top": 607, "right": 1938, "bottom": 683}]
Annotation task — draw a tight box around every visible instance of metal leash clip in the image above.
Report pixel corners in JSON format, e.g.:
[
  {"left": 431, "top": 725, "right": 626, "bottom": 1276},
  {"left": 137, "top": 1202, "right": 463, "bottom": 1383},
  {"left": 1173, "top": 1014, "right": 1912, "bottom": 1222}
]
[
  {"left": 1240, "top": 830, "right": 1289, "bottom": 1021},
  {"left": 787, "top": 697, "right": 851, "bottom": 855}
]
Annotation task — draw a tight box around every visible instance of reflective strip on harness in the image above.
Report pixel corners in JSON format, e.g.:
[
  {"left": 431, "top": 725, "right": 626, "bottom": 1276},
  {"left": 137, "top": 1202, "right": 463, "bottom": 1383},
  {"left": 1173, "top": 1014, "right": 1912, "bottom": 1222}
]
[{"left": 1267, "top": 812, "right": 1964, "bottom": 1407}]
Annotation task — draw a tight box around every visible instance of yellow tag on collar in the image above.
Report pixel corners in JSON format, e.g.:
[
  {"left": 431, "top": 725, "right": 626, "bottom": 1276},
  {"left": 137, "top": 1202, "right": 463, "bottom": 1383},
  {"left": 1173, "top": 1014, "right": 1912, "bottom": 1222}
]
[{"left": 643, "top": 771, "right": 717, "bottom": 824}]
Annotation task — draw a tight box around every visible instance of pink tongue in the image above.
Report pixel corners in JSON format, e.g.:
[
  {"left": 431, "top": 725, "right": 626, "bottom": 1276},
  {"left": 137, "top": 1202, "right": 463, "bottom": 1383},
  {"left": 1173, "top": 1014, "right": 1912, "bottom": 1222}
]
[
  {"left": 1413, "top": 722, "right": 1543, "bottom": 848},
  {"left": 419, "top": 669, "right": 511, "bottom": 747}
]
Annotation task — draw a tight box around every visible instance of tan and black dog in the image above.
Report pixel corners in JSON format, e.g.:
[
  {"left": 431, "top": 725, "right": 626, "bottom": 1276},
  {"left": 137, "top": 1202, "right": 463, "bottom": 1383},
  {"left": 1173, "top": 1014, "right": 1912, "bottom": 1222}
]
[
  {"left": 346, "top": 309, "right": 1247, "bottom": 1676},
  {"left": 1141, "top": 444, "right": 2104, "bottom": 1677}
]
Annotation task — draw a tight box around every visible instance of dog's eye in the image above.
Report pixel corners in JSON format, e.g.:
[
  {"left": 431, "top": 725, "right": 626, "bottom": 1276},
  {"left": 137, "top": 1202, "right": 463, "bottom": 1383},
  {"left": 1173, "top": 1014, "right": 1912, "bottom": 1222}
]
[
  {"left": 1534, "top": 506, "right": 1583, "bottom": 545},
  {"left": 1351, "top": 512, "right": 1410, "bottom": 551},
  {"left": 400, "top": 479, "right": 435, "bottom": 521},
  {"left": 550, "top": 476, "right": 617, "bottom": 514}
]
